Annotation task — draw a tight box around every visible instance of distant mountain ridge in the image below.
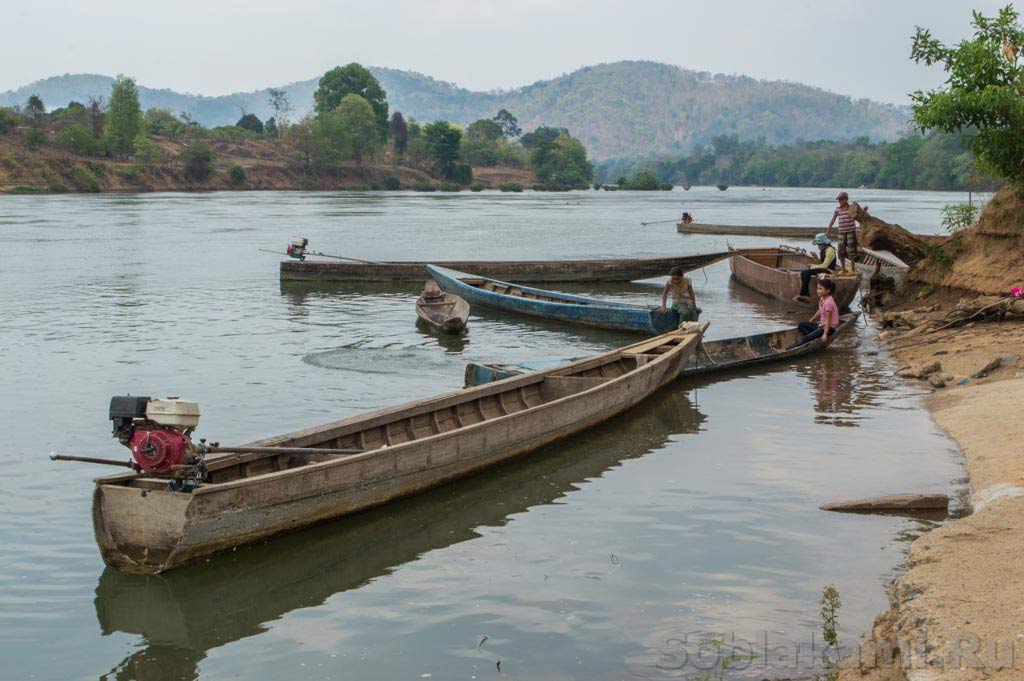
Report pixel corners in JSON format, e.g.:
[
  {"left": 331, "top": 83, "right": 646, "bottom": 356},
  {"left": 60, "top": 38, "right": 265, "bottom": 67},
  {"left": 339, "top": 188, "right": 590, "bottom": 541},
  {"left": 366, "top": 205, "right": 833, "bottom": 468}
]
[{"left": 0, "top": 61, "right": 910, "bottom": 160}]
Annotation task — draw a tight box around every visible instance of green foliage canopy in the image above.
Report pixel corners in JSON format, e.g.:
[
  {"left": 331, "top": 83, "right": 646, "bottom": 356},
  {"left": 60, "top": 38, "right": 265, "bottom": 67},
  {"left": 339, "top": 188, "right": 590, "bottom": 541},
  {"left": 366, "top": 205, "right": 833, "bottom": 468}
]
[
  {"left": 314, "top": 63, "right": 389, "bottom": 138},
  {"left": 236, "top": 113, "right": 264, "bottom": 134},
  {"left": 105, "top": 75, "right": 142, "bottom": 157},
  {"left": 422, "top": 121, "right": 462, "bottom": 179},
  {"left": 911, "top": 5, "right": 1024, "bottom": 185},
  {"left": 180, "top": 141, "right": 215, "bottom": 181}
]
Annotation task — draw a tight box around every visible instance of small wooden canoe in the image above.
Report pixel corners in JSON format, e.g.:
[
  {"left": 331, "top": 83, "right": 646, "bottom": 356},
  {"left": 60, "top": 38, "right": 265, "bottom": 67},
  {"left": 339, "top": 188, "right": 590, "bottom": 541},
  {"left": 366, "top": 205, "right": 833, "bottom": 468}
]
[
  {"left": 464, "top": 314, "right": 858, "bottom": 386},
  {"left": 729, "top": 247, "right": 860, "bottom": 310},
  {"left": 428, "top": 265, "right": 680, "bottom": 335},
  {"left": 92, "top": 326, "right": 706, "bottom": 573},
  {"left": 280, "top": 251, "right": 757, "bottom": 283},
  {"left": 677, "top": 223, "right": 820, "bottom": 238},
  {"left": 416, "top": 279, "right": 469, "bottom": 334}
]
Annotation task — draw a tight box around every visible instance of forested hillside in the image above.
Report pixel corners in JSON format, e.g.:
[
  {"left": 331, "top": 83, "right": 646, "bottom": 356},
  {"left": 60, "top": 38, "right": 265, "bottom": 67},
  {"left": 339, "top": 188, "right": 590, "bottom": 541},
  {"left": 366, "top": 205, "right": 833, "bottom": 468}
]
[{"left": 1, "top": 61, "right": 910, "bottom": 160}]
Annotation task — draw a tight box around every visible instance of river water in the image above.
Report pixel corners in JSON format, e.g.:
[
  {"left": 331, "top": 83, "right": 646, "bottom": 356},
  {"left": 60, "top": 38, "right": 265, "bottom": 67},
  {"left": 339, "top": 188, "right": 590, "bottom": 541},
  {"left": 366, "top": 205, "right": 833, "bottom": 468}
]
[{"left": 0, "top": 187, "right": 968, "bottom": 680}]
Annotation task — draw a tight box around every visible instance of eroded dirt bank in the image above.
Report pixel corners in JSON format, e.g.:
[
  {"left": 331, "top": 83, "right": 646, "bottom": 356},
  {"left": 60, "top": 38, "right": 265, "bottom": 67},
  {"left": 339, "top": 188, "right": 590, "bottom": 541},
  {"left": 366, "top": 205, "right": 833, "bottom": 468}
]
[{"left": 841, "top": 189, "right": 1024, "bottom": 680}]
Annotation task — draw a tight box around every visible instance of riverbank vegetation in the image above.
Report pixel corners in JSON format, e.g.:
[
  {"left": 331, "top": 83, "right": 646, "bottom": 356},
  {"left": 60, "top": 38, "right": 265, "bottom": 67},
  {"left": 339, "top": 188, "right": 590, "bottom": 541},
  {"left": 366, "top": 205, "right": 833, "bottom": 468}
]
[
  {"left": 597, "top": 131, "right": 999, "bottom": 191},
  {"left": 0, "top": 63, "right": 594, "bottom": 193}
]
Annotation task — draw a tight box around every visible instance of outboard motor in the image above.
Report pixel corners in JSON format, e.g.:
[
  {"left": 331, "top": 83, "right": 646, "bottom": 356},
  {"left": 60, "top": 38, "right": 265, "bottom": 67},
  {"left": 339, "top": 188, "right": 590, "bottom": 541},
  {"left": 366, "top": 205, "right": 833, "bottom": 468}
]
[
  {"left": 286, "top": 236, "right": 308, "bottom": 261},
  {"left": 109, "top": 396, "right": 201, "bottom": 474}
]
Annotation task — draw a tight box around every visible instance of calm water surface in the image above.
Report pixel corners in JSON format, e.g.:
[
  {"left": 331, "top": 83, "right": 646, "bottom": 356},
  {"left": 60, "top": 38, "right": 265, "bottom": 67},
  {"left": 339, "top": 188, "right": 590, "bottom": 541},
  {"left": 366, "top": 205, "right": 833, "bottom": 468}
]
[{"left": 0, "top": 187, "right": 967, "bottom": 680}]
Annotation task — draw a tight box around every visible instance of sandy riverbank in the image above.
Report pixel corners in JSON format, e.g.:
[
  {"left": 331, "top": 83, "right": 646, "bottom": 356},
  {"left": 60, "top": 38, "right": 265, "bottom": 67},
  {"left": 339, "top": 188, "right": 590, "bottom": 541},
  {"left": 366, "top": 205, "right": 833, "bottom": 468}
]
[{"left": 840, "top": 312, "right": 1024, "bottom": 680}]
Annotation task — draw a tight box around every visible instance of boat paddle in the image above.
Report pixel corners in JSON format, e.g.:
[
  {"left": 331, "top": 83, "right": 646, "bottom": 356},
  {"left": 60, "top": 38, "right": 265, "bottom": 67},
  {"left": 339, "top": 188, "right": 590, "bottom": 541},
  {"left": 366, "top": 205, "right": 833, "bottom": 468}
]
[{"left": 639, "top": 219, "right": 681, "bottom": 227}]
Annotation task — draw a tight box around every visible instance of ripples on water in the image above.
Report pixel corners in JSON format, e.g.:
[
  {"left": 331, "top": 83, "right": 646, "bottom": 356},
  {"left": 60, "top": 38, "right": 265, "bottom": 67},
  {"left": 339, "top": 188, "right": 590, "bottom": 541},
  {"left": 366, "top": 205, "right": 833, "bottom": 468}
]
[{"left": 0, "top": 188, "right": 966, "bottom": 680}]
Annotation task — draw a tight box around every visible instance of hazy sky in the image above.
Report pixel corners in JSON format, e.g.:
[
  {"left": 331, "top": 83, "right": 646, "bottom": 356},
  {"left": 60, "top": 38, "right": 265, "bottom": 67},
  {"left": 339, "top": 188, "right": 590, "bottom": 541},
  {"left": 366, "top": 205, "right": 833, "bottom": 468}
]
[{"left": 1, "top": 0, "right": 1010, "bottom": 103}]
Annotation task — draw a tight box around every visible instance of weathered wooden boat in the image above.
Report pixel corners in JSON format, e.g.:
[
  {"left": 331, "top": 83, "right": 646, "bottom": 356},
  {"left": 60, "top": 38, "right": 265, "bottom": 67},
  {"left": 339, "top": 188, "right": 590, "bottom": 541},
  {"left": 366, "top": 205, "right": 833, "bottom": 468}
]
[
  {"left": 464, "top": 314, "right": 858, "bottom": 386},
  {"left": 92, "top": 325, "right": 706, "bottom": 573},
  {"left": 729, "top": 247, "right": 860, "bottom": 310},
  {"left": 279, "top": 251, "right": 755, "bottom": 283},
  {"left": 856, "top": 247, "right": 909, "bottom": 283},
  {"left": 677, "top": 222, "right": 820, "bottom": 238},
  {"left": 415, "top": 279, "right": 469, "bottom": 334},
  {"left": 428, "top": 265, "right": 680, "bottom": 334}
]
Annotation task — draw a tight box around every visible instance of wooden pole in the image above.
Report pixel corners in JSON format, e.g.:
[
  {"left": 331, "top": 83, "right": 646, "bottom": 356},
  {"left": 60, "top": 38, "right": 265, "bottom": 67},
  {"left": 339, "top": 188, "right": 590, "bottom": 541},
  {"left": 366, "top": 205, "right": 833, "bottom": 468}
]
[
  {"left": 210, "top": 445, "right": 366, "bottom": 456},
  {"left": 50, "top": 452, "right": 136, "bottom": 468}
]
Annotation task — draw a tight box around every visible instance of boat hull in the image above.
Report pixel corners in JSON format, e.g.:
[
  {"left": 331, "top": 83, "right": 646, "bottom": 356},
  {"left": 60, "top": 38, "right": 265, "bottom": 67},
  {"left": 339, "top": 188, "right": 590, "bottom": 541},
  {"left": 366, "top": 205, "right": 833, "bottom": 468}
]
[
  {"left": 464, "top": 315, "right": 859, "bottom": 386},
  {"left": 92, "top": 329, "right": 703, "bottom": 573},
  {"left": 677, "top": 223, "right": 819, "bottom": 238},
  {"left": 429, "top": 265, "right": 678, "bottom": 334},
  {"left": 279, "top": 252, "right": 740, "bottom": 283},
  {"left": 415, "top": 291, "right": 470, "bottom": 334},
  {"left": 729, "top": 250, "right": 860, "bottom": 310}
]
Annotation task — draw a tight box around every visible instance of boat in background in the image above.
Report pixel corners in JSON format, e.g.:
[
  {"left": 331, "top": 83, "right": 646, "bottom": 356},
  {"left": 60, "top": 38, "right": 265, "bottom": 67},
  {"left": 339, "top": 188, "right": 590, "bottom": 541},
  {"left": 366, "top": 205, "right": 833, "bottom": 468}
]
[
  {"left": 464, "top": 314, "right": 858, "bottom": 386},
  {"left": 677, "top": 223, "right": 819, "bottom": 238},
  {"left": 415, "top": 280, "right": 469, "bottom": 334},
  {"left": 91, "top": 326, "right": 706, "bottom": 573},
  {"left": 279, "top": 251, "right": 758, "bottom": 283},
  {"left": 428, "top": 265, "right": 680, "bottom": 335},
  {"left": 729, "top": 247, "right": 860, "bottom": 310}
]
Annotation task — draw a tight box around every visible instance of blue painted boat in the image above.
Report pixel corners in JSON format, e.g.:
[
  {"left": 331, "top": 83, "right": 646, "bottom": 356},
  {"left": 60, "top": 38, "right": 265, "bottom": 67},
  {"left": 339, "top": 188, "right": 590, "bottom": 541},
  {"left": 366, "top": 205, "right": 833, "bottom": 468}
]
[
  {"left": 427, "top": 265, "right": 681, "bottom": 335},
  {"left": 464, "top": 314, "right": 859, "bottom": 386}
]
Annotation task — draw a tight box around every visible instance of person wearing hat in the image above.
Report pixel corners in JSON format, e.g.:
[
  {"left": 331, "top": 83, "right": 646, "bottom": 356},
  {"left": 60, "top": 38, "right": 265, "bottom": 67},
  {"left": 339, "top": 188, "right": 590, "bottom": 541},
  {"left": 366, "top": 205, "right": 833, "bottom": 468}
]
[
  {"left": 826, "top": 191, "right": 859, "bottom": 272},
  {"left": 793, "top": 232, "right": 838, "bottom": 302}
]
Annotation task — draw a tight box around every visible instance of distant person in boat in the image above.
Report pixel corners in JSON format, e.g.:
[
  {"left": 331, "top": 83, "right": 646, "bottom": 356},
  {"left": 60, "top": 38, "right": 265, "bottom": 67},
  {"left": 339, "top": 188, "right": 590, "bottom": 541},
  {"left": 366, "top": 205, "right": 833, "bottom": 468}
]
[
  {"left": 681, "top": 212, "right": 694, "bottom": 224},
  {"left": 793, "top": 232, "right": 838, "bottom": 302},
  {"left": 789, "top": 278, "right": 840, "bottom": 348},
  {"left": 659, "top": 266, "right": 701, "bottom": 322},
  {"left": 826, "top": 191, "right": 859, "bottom": 273}
]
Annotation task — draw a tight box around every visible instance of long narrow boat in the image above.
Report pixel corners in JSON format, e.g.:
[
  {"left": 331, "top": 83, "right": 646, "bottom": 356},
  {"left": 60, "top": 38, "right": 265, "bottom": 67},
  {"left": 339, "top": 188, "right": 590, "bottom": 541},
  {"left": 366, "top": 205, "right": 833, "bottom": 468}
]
[
  {"left": 279, "top": 251, "right": 754, "bottom": 283},
  {"left": 729, "top": 247, "right": 860, "bottom": 310},
  {"left": 464, "top": 314, "right": 859, "bottom": 386},
  {"left": 415, "top": 279, "right": 470, "bottom": 334},
  {"left": 428, "top": 265, "right": 678, "bottom": 334},
  {"left": 92, "top": 326, "right": 706, "bottom": 573},
  {"left": 677, "top": 222, "right": 820, "bottom": 238}
]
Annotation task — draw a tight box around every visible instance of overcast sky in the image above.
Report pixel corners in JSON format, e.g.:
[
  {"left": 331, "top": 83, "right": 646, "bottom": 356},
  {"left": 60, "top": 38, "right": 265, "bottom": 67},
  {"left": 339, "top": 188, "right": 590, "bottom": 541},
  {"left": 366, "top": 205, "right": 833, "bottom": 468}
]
[{"left": 1, "top": 0, "right": 1010, "bottom": 103}]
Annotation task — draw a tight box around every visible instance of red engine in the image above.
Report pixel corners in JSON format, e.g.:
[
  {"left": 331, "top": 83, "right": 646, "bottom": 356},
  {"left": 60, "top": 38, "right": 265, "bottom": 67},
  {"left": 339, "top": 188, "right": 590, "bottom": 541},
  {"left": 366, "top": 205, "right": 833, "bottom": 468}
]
[
  {"left": 110, "top": 396, "right": 200, "bottom": 475},
  {"left": 128, "top": 428, "right": 190, "bottom": 473}
]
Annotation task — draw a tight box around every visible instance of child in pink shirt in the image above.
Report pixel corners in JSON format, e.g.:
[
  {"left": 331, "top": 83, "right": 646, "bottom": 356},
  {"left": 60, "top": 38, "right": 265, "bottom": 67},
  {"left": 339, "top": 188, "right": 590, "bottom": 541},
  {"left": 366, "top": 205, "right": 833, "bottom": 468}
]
[{"left": 789, "top": 278, "right": 840, "bottom": 348}]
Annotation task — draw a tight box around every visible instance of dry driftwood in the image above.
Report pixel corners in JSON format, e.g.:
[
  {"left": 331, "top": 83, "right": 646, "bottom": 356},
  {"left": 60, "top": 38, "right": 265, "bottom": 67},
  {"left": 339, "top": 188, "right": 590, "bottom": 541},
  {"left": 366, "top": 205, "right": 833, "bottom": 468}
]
[
  {"left": 849, "top": 203, "right": 943, "bottom": 265},
  {"left": 821, "top": 493, "right": 950, "bottom": 513}
]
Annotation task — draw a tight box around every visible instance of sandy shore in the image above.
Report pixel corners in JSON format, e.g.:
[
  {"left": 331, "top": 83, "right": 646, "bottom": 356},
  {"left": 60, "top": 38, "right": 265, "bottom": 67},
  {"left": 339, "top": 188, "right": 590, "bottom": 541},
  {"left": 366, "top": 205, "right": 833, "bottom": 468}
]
[{"left": 840, "top": 314, "right": 1024, "bottom": 680}]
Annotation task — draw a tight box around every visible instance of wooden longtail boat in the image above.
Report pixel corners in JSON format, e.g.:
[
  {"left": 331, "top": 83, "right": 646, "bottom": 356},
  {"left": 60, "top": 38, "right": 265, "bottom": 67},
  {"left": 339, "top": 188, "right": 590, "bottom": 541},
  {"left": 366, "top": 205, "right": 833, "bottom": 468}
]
[
  {"left": 464, "top": 314, "right": 858, "bottom": 386},
  {"left": 415, "top": 279, "right": 469, "bottom": 334},
  {"left": 677, "top": 222, "right": 820, "bottom": 238},
  {"left": 729, "top": 247, "right": 860, "bottom": 310},
  {"left": 428, "top": 265, "right": 679, "bottom": 335},
  {"left": 92, "top": 326, "right": 706, "bottom": 574},
  {"left": 279, "top": 251, "right": 753, "bottom": 283},
  {"left": 856, "top": 247, "right": 909, "bottom": 283}
]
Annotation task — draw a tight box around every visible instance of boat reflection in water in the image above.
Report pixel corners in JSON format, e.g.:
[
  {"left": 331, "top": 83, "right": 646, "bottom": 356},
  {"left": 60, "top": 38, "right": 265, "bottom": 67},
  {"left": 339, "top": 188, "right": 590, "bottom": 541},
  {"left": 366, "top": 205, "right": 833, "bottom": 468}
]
[{"left": 94, "top": 388, "right": 707, "bottom": 681}]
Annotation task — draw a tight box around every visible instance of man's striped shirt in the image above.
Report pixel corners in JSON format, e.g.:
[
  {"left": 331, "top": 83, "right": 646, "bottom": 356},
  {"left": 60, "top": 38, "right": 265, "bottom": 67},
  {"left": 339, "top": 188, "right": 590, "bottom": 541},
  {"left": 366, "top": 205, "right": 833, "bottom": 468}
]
[{"left": 834, "top": 205, "right": 856, "bottom": 233}]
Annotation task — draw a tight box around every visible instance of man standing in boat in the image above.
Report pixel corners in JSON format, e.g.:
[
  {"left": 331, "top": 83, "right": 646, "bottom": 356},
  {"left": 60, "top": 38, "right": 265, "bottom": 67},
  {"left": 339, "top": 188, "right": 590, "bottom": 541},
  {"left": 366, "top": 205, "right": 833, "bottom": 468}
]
[
  {"left": 659, "top": 266, "right": 700, "bottom": 323},
  {"left": 826, "top": 191, "right": 859, "bottom": 273}
]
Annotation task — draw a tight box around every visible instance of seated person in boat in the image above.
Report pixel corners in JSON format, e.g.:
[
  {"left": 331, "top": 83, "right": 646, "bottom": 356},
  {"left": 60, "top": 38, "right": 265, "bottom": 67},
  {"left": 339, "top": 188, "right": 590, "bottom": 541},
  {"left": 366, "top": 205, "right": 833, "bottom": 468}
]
[
  {"left": 793, "top": 232, "right": 838, "bottom": 302},
  {"left": 659, "top": 266, "right": 701, "bottom": 322},
  {"left": 789, "top": 278, "right": 840, "bottom": 348},
  {"left": 680, "top": 212, "right": 694, "bottom": 224}
]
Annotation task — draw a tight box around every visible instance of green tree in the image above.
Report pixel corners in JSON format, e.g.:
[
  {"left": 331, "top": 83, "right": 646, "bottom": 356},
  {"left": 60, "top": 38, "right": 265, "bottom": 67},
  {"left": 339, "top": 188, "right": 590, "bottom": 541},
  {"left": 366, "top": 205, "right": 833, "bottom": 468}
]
[
  {"left": 466, "top": 118, "right": 503, "bottom": 141},
  {"left": 145, "top": 108, "right": 186, "bottom": 138},
  {"left": 390, "top": 111, "right": 408, "bottom": 157},
  {"left": 529, "top": 131, "right": 594, "bottom": 188},
  {"left": 911, "top": 5, "right": 1024, "bottom": 184},
  {"left": 493, "top": 109, "right": 521, "bottom": 138},
  {"left": 334, "top": 93, "right": 380, "bottom": 164},
  {"left": 267, "top": 88, "right": 292, "bottom": 133},
  {"left": 314, "top": 63, "right": 388, "bottom": 138},
  {"left": 25, "top": 95, "right": 45, "bottom": 125},
  {"left": 264, "top": 117, "right": 278, "bottom": 138},
  {"left": 105, "top": 75, "right": 142, "bottom": 157},
  {"left": 236, "top": 113, "right": 264, "bottom": 134},
  {"left": 58, "top": 124, "right": 99, "bottom": 156},
  {"left": 422, "top": 121, "right": 462, "bottom": 179},
  {"left": 0, "top": 108, "right": 18, "bottom": 135},
  {"left": 134, "top": 136, "right": 161, "bottom": 166},
  {"left": 180, "top": 141, "right": 215, "bottom": 181}
]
